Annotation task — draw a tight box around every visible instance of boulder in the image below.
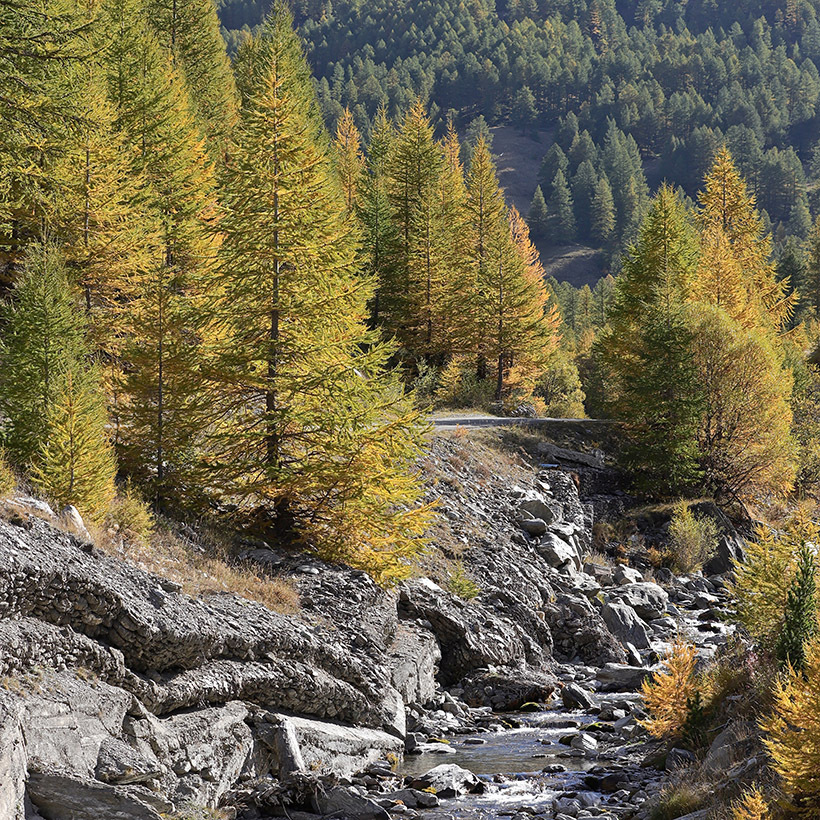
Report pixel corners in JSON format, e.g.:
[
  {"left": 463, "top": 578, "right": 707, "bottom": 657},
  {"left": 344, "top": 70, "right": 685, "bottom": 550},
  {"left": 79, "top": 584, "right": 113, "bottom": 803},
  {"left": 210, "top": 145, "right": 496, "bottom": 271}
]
[
  {"left": 315, "top": 787, "right": 389, "bottom": 820},
  {"left": 561, "top": 683, "right": 595, "bottom": 710},
  {"left": 570, "top": 733, "right": 598, "bottom": 754},
  {"left": 0, "top": 698, "right": 26, "bottom": 820},
  {"left": 459, "top": 667, "right": 556, "bottom": 711},
  {"left": 408, "top": 763, "right": 483, "bottom": 798},
  {"left": 60, "top": 505, "right": 91, "bottom": 542},
  {"left": 95, "top": 738, "right": 162, "bottom": 786},
  {"left": 26, "top": 770, "right": 165, "bottom": 820},
  {"left": 538, "top": 533, "right": 580, "bottom": 571},
  {"left": 381, "top": 789, "right": 440, "bottom": 809},
  {"left": 666, "top": 747, "right": 696, "bottom": 770},
  {"left": 614, "top": 566, "right": 643, "bottom": 586},
  {"left": 388, "top": 624, "right": 440, "bottom": 705},
  {"left": 610, "top": 583, "right": 668, "bottom": 620},
  {"left": 518, "top": 495, "right": 557, "bottom": 524},
  {"left": 518, "top": 517, "right": 548, "bottom": 537},
  {"left": 596, "top": 664, "right": 652, "bottom": 692},
  {"left": 600, "top": 600, "right": 651, "bottom": 650},
  {"left": 703, "top": 534, "right": 746, "bottom": 576}
]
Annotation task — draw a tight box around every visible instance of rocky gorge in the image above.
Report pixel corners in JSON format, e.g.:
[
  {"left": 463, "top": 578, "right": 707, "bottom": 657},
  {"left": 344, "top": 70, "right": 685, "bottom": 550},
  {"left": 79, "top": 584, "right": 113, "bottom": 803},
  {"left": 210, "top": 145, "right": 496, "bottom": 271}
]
[{"left": 0, "top": 428, "right": 748, "bottom": 820}]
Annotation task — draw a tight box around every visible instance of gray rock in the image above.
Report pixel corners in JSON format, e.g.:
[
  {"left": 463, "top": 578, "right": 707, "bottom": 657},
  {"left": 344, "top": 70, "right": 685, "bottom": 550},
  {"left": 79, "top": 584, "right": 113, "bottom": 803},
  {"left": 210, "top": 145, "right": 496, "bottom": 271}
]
[
  {"left": 704, "top": 534, "right": 746, "bottom": 576},
  {"left": 596, "top": 664, "right": 652, "bottom": 691},
  {"left": 519, "top": 517, "right": 548, "bottom": 536},
  {"left": 409, "top": 763, "right": 483, "bottom": 798},
  {"left": 0, "top": 697, "right": 26, "bottom": 820},
  {"left": 561, "top": 683, "right": 594, "bottom": 710},
  {"left": 538, "top": 533, "right": 580, "bottom": 571},
  {"left": 60, "top": 505, "right": 91, "bottom": 542},
  {"left": 610, "top": 583, "right": 668, "bottom": 620},
  {"left": 666, "top": 747, "right": 696, "bottom": 770},
  {"left": 570, "top": 733, "right": 598, "bottom": 753},
  {"left": 315, "top": 787, "right": 389, "bottom": 820},
  {"left": 600, "top": 601, "right": 651, "bottom": 650},
  {"left": 614, "top": 566, "right": 643, "bottom": 585},
  {"left": 382, "top": 789, "right": 440, "bottom": 809},
  {"left": 27, "top": 770, "right": 164, "bottom": 820},
  {"left": 95, "top": 738, "right": 162, "bottom": 786}
]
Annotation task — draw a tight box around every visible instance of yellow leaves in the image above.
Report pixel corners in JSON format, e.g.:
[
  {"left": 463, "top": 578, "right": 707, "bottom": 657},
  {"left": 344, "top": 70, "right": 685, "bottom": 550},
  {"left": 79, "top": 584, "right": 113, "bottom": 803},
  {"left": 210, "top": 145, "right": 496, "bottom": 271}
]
[
  {"left": 333, "top": 108, "right": 365, "bottom": 214},
  {"left": 640, "top": 640, "right": 700, "bottom": 740},
  {"left": 731, "top": 787, "right": 770, "bottom": 820},
  {"left": 762, "top": 637, "right": 820, "bottom": 815}
]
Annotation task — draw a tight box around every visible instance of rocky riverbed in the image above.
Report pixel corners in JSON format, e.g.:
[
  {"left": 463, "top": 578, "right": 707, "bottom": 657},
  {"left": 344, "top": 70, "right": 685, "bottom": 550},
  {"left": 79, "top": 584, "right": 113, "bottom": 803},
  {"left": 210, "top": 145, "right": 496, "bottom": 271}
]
[{"left": 0, "top": 431, "right": 742, "bottom": 819}]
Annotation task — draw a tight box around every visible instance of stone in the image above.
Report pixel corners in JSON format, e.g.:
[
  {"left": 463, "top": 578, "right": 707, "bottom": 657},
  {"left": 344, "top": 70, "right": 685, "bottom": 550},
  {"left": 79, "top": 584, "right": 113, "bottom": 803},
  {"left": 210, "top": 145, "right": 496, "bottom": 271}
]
[
  {"left": 381, "top": 789, "right": 440, "bottom": 809},
  {"left": 596, "top": 664, "right": 652, "bottom": 691},
  {"left": 95, "top": 738, "right": 162, "bottom": 786},
  {"left": 26, "top": 770, "right": 164, "bottom": 820},
  {"left": 0, "top": 698, "right": 26, "bottom": 820},
  {"left": 60, "top": 505, "right": 91, "bottom": 542},
  {"left": 666, "top": 747, "right": 696, "bottom": 770},
  {"left": 703, "top": 534, "right": 746, "bottom": 576},
  {"left": 315, "top": 787, "right": 390, "bottom": 820},
  {"left": 614, "top": 566, "right": 643, "bottom": 586},
  {"left": 538, "top": 532, "right": 579, "bottom": 571},
  {"left": 388, "top": 624, "right": 440, "bottom": 705},
  {"left": 518, "top": 518, "right": 548, "bottom": 537},
  {"left": 570, "top": 733, "right": 598, "bottom": 753},
  {"left": 600, "top": 601, "right": 651, "bottom": 650},
  {"left": 518, "top": 495, "right": 557, "bottom": 524},
  {"left": 610, "top": 583, "right": 668, "bottom": 620},
  {"left": 561, "top": 683, "right": 594, "bottom": 710},
  {"left": 408, "top": 763, "right": 483, "bottom": 798}
]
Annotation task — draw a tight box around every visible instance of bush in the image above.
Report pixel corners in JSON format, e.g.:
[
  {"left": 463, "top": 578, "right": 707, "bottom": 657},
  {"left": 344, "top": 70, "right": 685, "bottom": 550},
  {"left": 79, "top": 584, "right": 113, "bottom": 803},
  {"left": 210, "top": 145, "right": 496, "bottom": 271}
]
[
  {"left": 731, "top": 787, "right": 769, "bottom": 820},
  {"left": 640, "top": 640, "right": 702, "bottom": 742},
  {"left": 0, "top": 452, "right": 15, "bottom": 498},
  {"left": 447, "top": 562, "right": 480, "bottom": 600},
  {"left": 534, "top": 349, "right": 586, "bottom": 418},
  {"left": 434, "top": 356, "right": 496, "bottom": 410},
  {"left": 667, "top": 501, "right": 718, "bottom": 573},
  {"left": 763, "top": 637, "right": 820, "bottom": 812},
  {"left": 730, "top": 512, "right": 819, "bottom": 652},
  {"left": 108, "top": 483, "right": 154, "bottom": 545}
]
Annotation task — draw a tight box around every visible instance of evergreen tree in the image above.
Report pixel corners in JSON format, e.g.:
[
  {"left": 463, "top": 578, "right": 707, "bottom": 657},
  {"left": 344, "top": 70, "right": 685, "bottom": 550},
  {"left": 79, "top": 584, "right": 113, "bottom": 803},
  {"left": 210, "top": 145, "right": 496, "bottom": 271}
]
[
  {"left": 548, "top": 169, "right": 576, "bottom": 244},
  {"left": 776, "top": 541, "right": 817, "bottom": 671},
  {"left": 512, "top": 85, "right": 537, "bottom": 134},
  {"left": 804, "top": 214, "right": 820, "bottom": 319},
  {"left": 590, "top": 174, "right": 615, "bottom": 246},
  {"left": 32, "top": 367, "right": 117, "bottom": 522},
  {"left": 527, "top": 185, "right": 549, "bottom": 239},
  {"left": 207, "top": 3, "right": 428, "bottom": 579},
  {"left": 0, "top": 242, "right": 86, "bottom": 464},
  {"left": 538, "top": 143, "right": 568, "bottom": 194}
]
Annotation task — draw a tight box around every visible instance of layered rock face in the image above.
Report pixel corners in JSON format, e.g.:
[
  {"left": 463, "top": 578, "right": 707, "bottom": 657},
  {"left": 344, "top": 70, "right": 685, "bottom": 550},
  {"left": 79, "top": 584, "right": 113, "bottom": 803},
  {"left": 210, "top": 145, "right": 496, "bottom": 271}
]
[{"left": 0, "top": 433, "right": 686, "bottom": 818}]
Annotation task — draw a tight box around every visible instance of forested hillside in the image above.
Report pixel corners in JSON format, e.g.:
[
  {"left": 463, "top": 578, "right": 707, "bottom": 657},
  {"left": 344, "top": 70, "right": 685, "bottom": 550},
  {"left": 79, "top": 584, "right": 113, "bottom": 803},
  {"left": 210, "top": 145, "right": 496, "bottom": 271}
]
[{"left": 220, "top": 0, "right": 820, "bottom": 267}]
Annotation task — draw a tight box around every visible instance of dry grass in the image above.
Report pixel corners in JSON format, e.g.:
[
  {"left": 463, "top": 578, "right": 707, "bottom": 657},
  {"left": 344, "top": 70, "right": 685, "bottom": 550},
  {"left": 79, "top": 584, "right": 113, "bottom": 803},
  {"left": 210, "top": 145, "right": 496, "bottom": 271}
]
[{"left": 90, "top": 519, "right": 300, "bottom": 615}]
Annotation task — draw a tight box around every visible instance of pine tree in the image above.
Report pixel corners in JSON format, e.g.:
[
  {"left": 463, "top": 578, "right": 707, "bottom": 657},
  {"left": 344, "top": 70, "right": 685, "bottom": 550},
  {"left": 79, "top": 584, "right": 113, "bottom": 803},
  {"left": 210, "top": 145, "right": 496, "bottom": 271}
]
[
  {"left": 206, "top": 3, "right": 429, "bottom": 580},
  {"left": 590, "top": 175, "right": 615, "bottom": 246},
  {"left": 776, "top": 541, "right": 817, "bottom": 671},
  {"left": 804, "top": 215, "right": 820, "bottom": 319},
  {"left": 32, "top": 367, "right": 117, "bottom": 523},
  {"left": 333, "top": 108, "right": 365, "bottom": 214},
  {"left": 0, "top": 242, "right": 86, "bottom": 464},
  {"left": 527, "top": 185, "right": 549, "bottom": 239},
  {"left": 571, "top": 160, "right": 598, "bottom": 240},
  {"left": 548, "top": 169, "right": 576, "bottom": 244}
]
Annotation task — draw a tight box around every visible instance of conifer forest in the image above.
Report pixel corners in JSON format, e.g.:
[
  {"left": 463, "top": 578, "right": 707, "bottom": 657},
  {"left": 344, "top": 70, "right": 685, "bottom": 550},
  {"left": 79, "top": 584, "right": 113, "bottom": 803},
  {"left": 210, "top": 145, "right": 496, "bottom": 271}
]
[{"left": 8, "top": 0, "right": 820, "bottom": 817}]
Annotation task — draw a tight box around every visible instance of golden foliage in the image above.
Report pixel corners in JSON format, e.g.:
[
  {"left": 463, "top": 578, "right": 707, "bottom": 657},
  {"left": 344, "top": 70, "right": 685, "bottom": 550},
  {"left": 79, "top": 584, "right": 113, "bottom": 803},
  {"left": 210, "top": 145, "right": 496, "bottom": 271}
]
[
  {"left": 762, "top": 637, "right": 820, "bottom": 815},
  {"left": 0, "top": 452, "right": 15, "bottom": 499},
  {"left": 731, "top": 786, "right": 770, "bottom": 820},
  {"left": 667, "top": 500, "right": 718, "bottom": 573},
  {"left": 333, "top": 107, "right": 365, "bottom": 213},
  {"left": 729, "top": 512, "right": 819, "bottom": 649},
  {"left": 640, "top": 640, "right": 700, "bottom": 740}
]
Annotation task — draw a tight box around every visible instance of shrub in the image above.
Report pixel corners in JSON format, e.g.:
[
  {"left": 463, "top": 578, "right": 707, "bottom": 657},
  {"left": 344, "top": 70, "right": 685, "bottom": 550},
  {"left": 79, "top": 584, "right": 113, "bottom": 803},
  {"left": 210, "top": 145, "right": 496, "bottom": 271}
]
[
  {"left": 776, "top": 540, "right": 817, "bottom": 671},
  {"left": 640, "top": 640, "right": 701, "bottom": 741},
  {"left": 447, "top": 562, "right": 480, "bottom": 600},
  {"left": 730, "top": 512, "right": 819, "bottom": 652},
  {"left": 534, "top": 349, "right": 586, "bottom": 418},
  {"left": 667, "top": 501, "right": 718, "bottom": 573},
  {"left": 651, "top": 782, "right": 709, "bottom": 820},
  {"left": 108, "top": 483, "right": 155, "bottom": 545},
  {"left": 762, "top": 637, "right": 820, "bottom": 813},
  {"left": 731, "top": 787, "right": 769, "bottom": 820},
  {"left": 435, "top": 356, "right": 495, "bottom": 410},
  {"left": 0, "top": 452, "right": 15, "bottom": 498}
]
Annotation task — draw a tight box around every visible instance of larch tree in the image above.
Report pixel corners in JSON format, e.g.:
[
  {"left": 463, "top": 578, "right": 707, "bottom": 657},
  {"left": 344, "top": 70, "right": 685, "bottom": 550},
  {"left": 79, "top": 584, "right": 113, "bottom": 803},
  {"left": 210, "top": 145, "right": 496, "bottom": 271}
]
[
  {"left": 101, "top": 0, "right": 217, "bottom": 507},
  {"left": 333, "top": 108, "right": 365, "bottom": 214},
  {"left": 206, "top": 2, "right": 429, "bottom": 581},
  {"left": 32, "top": 366, "right": 117, "bottom": 523},
  {"left": 0, "top": 242, "right": 86, "bottom": 464},
  {"left": 804, "top": 214, "right": 820, "bottom": 320},
  {"left": 145, "top": 0, "right": 239, "bottom": 154}
]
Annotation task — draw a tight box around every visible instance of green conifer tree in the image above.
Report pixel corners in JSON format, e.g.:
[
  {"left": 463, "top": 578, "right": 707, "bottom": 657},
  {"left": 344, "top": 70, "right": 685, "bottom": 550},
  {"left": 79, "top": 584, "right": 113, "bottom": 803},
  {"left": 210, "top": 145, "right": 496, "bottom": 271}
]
[
  {"left": 527, "top": 185, "right": 549, "bottom": 239},
  {"left": 548, "top": 169, "right": 576, "bottom": 244},
  {"left": 776, "top": 541, "right": 817, "bottom": 671},
  {"left": 590, "top": 175, "right": 616, "bottom": 246}
]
